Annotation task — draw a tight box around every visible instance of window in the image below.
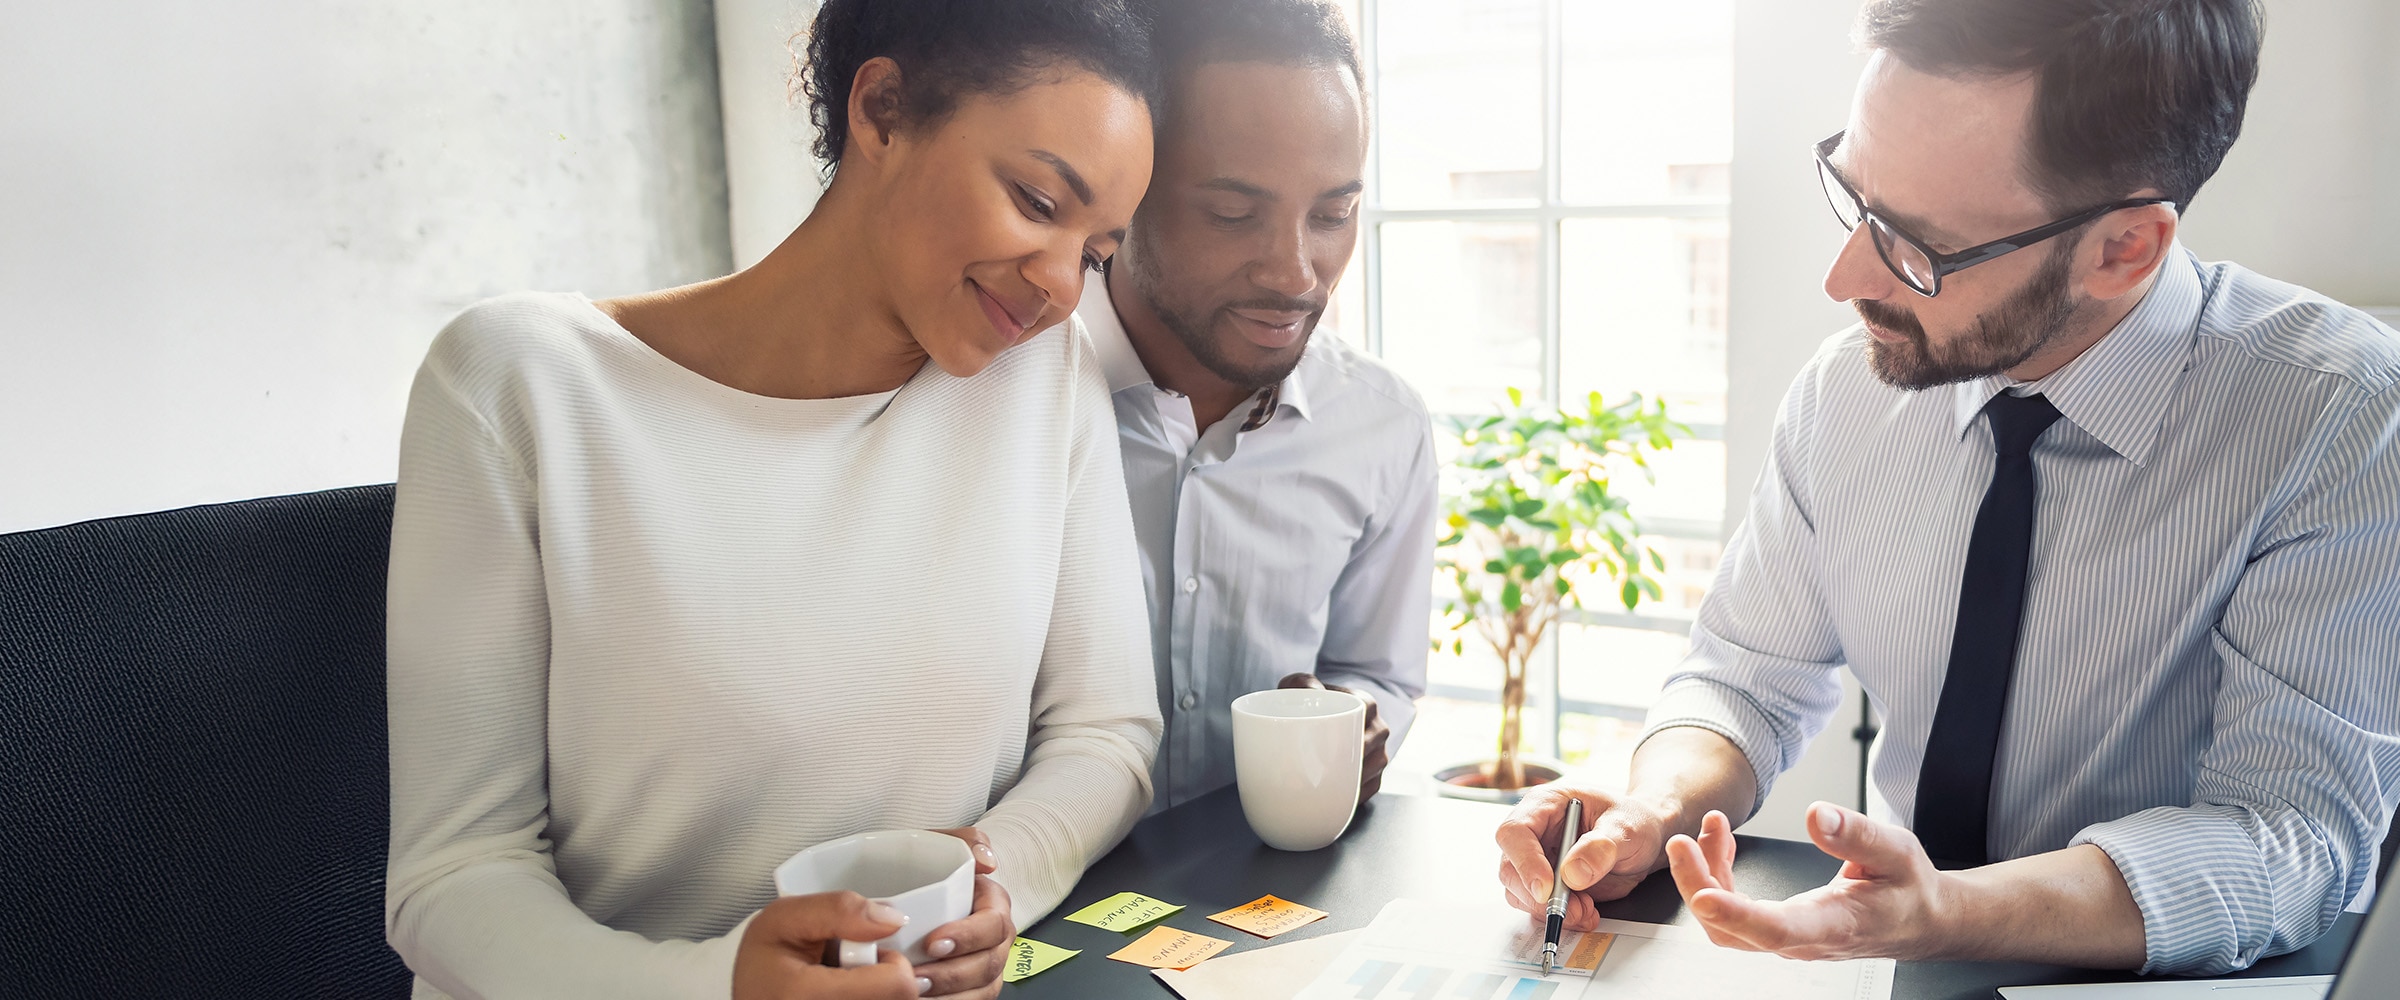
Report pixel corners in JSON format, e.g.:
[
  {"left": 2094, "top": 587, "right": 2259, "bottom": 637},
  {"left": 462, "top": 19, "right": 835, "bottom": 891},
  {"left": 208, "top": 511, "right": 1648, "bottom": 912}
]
[{"left": 1329, "top": 0, "right": 1735, "bottom": 782}]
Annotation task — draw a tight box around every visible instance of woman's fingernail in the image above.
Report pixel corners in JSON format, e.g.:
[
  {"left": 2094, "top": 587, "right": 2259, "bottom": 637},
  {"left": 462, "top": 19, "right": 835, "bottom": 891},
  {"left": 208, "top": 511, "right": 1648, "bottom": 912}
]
[
  {"left": 916, "top": 977, "right": 933, "bottom": 995},
  {"left": 867, "top": 902, "right": 907, "bottom": 925},
  {"left": 927, "top": 937, "right": 956, "bottom": 959},
  {"left": 976, "top": 843, "right": 998, "bottom": 864}
]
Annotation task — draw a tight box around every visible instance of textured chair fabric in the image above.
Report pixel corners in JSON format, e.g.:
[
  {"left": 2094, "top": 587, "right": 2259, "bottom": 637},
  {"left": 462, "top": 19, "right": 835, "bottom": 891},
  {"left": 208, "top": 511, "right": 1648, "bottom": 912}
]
[{"left": 0, "top": 485, "right": 410, "bottom": 998}]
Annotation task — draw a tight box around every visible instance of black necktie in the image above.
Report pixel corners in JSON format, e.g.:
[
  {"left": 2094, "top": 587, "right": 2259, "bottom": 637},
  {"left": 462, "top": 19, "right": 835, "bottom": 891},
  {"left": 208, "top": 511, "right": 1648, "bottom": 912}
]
[{"left": 1913, "top": 391, "right": 2063, "bottom": 868}]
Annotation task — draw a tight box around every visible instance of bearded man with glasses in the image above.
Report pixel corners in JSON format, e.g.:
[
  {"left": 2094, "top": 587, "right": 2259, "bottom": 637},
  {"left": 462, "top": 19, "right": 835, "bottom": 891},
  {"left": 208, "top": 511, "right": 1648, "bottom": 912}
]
[{"left": 1494, "top": 0, "right": 2400, "bottom": 976}]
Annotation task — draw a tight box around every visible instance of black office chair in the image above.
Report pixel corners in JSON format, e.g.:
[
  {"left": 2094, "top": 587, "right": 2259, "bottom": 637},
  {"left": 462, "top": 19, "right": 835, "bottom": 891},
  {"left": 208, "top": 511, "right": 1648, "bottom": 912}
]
[{"left": 0, "top": 486, "right": 411, "bottom": 998}]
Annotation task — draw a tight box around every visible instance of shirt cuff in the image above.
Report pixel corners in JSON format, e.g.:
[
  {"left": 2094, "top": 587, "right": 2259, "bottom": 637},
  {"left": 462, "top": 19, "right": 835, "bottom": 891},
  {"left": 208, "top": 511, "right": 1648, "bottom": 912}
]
[
  {"left": 2070, "top": 805, "right": 2271, "bottom": 975},
  {"left": 1640, "top": 678, "right": 1790, "bottom": 817}
]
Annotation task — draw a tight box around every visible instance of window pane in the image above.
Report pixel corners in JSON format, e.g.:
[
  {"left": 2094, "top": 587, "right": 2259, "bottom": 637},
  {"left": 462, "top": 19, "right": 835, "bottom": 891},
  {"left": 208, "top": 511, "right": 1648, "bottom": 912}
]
[
  {"left": 1378, "top": 220, "right": 1542, "bottom": 416},
  {"left": 1559, "top": 624, "right": 1689, "bottom": 710},
  {"left": 1616, "top": 437, "right": 1726, "bottom": 533},
  {"left": 1559, "top": 1, "right": 1733, "bottom": 206},
  {"left": 1558, "top": 216, "right": 1728, "bottom": 427},
  {"left": 1373, "top": 0, "right": 1543, "bottom": 207}
]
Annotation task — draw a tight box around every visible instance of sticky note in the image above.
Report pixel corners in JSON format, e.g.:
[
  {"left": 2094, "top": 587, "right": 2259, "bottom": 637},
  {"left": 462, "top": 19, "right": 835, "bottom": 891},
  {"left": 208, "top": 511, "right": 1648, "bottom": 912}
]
[
  {"left": 1207, "top": 895, "right": 1330, "bottom": 938},
  {"left": 1106, "top": 924, "right": 1233, "bottom": 970},
  {"left": 1063, "top": 891, "right": 1184, "bottom": 933},
  {"left": 1000, "top": 936, "right": 1079, "bottom": 982}
]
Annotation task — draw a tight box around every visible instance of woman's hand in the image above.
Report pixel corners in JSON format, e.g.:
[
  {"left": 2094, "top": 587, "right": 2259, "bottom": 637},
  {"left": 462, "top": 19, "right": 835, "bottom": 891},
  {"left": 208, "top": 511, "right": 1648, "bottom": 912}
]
[
  {"left": 732, "top": 892, "right": 920, "bottom": 1000},
  {"left": 923, "top": 828, "right": 1013, "bottom": 999}
]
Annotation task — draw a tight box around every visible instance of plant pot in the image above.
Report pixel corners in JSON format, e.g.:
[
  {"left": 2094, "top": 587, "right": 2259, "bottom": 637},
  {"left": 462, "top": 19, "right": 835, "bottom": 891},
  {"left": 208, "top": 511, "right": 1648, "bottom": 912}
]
[{"left": 1431, "top": 757, "right": 1570, "bottom": 804}]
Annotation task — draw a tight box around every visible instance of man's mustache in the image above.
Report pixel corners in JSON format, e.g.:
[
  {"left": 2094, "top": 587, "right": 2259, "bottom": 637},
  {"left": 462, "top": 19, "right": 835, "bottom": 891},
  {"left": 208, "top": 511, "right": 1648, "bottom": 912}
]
[{"left": 1855, "top": 297, "right": 1923, "bottom": 340}]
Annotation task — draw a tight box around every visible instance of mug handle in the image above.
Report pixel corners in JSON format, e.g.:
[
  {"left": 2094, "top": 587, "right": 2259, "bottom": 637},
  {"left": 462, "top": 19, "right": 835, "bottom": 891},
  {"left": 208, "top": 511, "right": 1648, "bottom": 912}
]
[{"left": 836, "top": 939, "right": 878, "bottom": 968}]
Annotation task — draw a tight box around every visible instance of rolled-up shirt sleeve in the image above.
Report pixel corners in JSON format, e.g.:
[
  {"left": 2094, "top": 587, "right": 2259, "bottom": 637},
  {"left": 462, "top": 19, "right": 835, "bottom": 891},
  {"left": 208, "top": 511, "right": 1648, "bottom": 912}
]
[
  {"left": 2070, "top": 383, "right": 2400, "bottom": 975},
  {"left": 1642, "top": 352, "right": 1848, "bottom": 816}
]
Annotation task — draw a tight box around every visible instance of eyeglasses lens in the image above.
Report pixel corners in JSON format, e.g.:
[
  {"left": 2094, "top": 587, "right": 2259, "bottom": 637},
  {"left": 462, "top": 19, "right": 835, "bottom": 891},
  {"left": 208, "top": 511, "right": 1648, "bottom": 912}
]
[
  {"left": 1817, "top": 158, "right": 1862, "bottom": 231},
  {"left": 1868, "top": 219, "right": 1939, "bottom": 295}
]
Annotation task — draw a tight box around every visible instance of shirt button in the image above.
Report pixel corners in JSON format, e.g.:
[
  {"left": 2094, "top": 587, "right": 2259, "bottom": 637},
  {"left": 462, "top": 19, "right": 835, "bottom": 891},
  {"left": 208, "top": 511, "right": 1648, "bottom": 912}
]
[
  {"left": 1181, "top": 576, "right": 1198, "bottom": 594},
  {"left": 1178, "top": 691, "right": 1200, "bottom": 712}
]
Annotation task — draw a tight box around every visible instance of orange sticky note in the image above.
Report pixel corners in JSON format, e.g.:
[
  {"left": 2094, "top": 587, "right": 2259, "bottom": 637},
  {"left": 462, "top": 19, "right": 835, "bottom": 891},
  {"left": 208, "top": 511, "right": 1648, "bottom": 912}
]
[
  {"left": 1206, "top": 895, "right": 1330, "bottom": 938},
  {"left": 1106, "top": 925, "right": 1233, "bottom": 970}
]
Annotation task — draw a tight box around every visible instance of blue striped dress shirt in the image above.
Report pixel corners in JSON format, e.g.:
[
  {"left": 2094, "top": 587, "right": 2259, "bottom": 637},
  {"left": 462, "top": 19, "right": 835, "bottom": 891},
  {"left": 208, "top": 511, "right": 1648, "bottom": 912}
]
[{"left": 1644, "top": 247, "right": 2400, "bottom": 974}]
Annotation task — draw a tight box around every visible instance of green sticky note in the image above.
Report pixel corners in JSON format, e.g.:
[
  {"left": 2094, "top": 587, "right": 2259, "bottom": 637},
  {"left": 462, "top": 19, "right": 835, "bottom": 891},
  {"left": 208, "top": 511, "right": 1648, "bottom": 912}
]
[
  {"left": 1001, "top": 936, "right": 1079, "bottom": 983},
  {"left": 1062, "top": 891, "right": 1185, "bottom": 933}
]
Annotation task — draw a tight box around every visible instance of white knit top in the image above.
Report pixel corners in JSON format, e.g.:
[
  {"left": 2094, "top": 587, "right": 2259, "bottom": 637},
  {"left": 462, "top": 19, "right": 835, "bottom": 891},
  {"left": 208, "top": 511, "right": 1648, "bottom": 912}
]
[{"left": 383, "top": 293, "right": 1161, "bottom": 999}]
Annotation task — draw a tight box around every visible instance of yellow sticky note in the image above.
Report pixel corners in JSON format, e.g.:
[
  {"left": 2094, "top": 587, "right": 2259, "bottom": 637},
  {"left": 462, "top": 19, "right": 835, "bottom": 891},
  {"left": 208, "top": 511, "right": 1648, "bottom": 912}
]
[
  {"left": 1106, "top": 925, "right": 1233, "bottom": 970},
  {"left": 1206, "top": 895, "right": 1330, "bottom": 938},
  {"left": 1063, "top": 891, "right": 1185, "bottom": 933},
  {"left": 1000, "top": 937, "right": 1079, "bottom": 983}
]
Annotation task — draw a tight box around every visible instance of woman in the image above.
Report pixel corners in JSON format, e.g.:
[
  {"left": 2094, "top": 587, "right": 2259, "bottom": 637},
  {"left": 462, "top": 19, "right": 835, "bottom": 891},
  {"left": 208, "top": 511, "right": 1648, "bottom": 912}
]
[{"left": 381, "top": 1, "right": 1161, "bottom": 997}]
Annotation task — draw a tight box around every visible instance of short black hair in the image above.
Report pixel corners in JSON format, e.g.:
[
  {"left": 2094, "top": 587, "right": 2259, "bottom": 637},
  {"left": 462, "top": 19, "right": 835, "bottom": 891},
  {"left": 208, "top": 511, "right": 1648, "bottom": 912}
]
[
  {"left": 1140, "top": 0, "right": 1366, "bottom": 117},
  {"left": 802, "top": 0, "right": 1161, "bottom": 170},
  {"left": 1857, "top": 0, "right": 2263, "bottom": 211}
]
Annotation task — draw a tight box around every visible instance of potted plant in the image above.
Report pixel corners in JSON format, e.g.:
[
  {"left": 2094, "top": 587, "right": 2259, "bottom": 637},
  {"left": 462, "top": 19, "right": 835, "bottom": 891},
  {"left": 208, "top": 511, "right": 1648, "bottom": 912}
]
[{"left": 1431, "top": 387, "right": 1682, "bottom": 799}]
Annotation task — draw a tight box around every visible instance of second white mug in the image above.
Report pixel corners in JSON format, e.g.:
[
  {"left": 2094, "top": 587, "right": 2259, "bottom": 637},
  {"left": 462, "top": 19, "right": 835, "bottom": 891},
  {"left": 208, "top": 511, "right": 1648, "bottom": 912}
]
[{"left": 1232, "top": 687, "right": 1366, "bottom": 851}]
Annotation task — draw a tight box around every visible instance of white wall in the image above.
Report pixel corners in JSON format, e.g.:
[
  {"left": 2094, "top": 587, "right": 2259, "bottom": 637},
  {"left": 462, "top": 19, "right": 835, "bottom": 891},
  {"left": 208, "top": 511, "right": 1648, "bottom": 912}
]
[
  {"left": 1723, "top": 0, "right": 2400, "bottom": 838},
  {"left": 0, "top": 0, "right": 731, "bottom": 533}
]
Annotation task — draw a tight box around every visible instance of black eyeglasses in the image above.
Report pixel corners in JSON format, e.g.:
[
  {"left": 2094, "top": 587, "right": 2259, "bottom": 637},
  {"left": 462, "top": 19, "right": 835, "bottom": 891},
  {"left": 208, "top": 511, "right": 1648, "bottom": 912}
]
[{"left": 1814, "top": 130, "right": 2174, "bottom": 297}]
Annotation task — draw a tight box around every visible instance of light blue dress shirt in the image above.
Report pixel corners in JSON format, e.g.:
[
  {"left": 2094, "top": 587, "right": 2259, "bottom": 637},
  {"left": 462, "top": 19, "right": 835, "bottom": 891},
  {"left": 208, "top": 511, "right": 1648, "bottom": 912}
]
[
  {"left": 1645, "top": 247, "right": 2400, "bottom": 974},
  {"left": 1077, "top": 275, "right": 1437, "bottom": 811}
]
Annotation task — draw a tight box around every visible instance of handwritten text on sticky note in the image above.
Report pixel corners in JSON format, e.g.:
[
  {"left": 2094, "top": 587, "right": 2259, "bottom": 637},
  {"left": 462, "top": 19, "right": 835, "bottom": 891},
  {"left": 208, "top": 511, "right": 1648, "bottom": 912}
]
[
  {"left": 1206, "top": 895, "right": 1330, "bottom": 938},
  {"left": 1106, "top": 925, "right": 1232, "bottom": 970},
  {"left": 1000, "top": 937, "right": 1079, "bottom": 982},
  {"left": 1064, "top": 892, "right": 1185, "bottom": 933}
]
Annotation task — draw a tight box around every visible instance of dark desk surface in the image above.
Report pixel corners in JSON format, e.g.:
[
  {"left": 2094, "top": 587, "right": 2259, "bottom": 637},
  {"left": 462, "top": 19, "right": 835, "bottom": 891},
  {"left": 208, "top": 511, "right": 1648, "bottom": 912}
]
[{"left": 1009, "top": 787, "right": 2357, "bottom": 999}]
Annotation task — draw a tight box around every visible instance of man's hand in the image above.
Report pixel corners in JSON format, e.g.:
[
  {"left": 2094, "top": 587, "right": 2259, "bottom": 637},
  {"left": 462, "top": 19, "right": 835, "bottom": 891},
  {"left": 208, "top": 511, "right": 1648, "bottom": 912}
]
[
  {"left": 1277, "top": 673, "right": 1390, "bottom": 803},
  {"left": 1667, "top": 802, "right": 1955, "bottom": 962},
  {"left": 732, "top": 892, "right": 920, "bottom": 1000},
  {"left": 1495, "top": 782, "right": 1679, "bottom": 931}
]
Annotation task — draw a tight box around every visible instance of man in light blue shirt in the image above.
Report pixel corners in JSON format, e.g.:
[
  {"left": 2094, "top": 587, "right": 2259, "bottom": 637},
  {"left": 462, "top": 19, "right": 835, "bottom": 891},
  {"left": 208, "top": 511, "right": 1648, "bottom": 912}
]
[
  {"left": 1495, "top": 0, "right": 2399, "bottom": 976},
  {"left": 1078, "top": 0, "right": 1435, "bottom": 811}
]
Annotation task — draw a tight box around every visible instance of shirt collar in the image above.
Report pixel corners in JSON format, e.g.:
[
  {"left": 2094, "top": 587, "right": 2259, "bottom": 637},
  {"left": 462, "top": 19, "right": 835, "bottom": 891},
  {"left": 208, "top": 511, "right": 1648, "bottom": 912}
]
[
  {"left": 1948, "top": 244, "right": 2205, "bottom": 465},
  {"left": 1075, "top": 270, "right": 1318, "bottom": 425}
]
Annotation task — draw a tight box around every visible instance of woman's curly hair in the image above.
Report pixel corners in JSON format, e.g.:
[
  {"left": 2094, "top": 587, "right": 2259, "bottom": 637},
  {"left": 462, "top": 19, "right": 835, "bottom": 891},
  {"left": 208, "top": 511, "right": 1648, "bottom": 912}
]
[{"left": 801, "top": 0, "right": 1161, "bottom": 170}]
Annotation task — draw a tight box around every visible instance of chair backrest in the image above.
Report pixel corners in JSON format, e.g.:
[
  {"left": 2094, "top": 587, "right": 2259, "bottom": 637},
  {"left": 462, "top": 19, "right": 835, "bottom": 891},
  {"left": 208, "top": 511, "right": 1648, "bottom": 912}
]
[{"left": 0, "top": 486, "right": 410, "bottom": 998}]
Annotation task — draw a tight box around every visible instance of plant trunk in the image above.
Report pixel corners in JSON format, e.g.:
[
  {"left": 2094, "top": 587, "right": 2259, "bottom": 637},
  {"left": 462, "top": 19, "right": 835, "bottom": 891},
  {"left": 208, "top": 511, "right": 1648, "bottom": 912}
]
[{"left": 1495, "top": 658, "right": 1528, "bottom": 790}]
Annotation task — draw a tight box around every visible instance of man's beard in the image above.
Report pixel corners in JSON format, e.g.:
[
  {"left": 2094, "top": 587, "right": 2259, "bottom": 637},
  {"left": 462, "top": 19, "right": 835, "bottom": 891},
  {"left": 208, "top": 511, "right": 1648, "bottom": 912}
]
[
  {"left": 1859, "top": 240, "right": 2086, "bottom": 391},
  {"left": 1120, "top": 235, "right": 1318, "bottom": 392}
]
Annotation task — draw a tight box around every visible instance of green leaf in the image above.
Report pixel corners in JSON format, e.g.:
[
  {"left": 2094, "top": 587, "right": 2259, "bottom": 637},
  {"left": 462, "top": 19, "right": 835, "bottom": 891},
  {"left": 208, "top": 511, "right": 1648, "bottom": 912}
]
[
  {"left": 1620, "top": 579, "right": 1640, "bottom": 609},
  {"left": 1546, "top": 549, "right": 1577, "bottom": 566},
  {"left": 1638, "top": 576, "right": 1664, "bottom": 600},
  {"left": 1554, "top": 577, "right": 1572, "bottom": 595},
  {"left": 1511, "top": 498, "right": 1543, "bottom": 518},
  {"left": 1484, "top": 559, "right": 1508, "bottom": 575},
  {"left": 1649, "top": 548, "right": 1667, "bottom": 571},
  {"left": 1467, "top": 508, "right": 1506, "bottom": 527},
  {"left": 1452, "top": 638, "right": 1465, "bottom": 655},
  {"left": 1507, "top": 386, "right": 1524, "bottom": 408},
  {"left": 1501, "top": 581, "right": 1523, "bottom": 612}
]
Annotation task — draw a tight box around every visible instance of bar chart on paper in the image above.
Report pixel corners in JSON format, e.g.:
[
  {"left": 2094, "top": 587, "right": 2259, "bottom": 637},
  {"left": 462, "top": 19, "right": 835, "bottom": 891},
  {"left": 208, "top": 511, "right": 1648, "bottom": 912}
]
[
  {"left": 1323, "top": 959, "right": 1578, "bottom": 1000},
  {"left": 1295, "top": 901, "right": 1892, "bottom": 1000}
]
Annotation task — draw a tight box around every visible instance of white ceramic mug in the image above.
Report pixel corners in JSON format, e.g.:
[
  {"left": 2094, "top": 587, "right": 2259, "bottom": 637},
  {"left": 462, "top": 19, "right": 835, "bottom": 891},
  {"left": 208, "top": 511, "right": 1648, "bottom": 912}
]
[
  {"left": 1232, "top": 687, "right": 1367, "bottom": 851},
  {"left": 772, "top": 829, "right": 975, "bottom": 966}
]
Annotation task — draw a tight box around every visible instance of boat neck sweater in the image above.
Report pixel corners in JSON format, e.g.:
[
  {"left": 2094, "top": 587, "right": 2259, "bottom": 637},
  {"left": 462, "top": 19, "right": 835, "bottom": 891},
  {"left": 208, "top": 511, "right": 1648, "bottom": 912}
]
[{"left": 384, "top": 292, "right": 1161, "bottom": 999}]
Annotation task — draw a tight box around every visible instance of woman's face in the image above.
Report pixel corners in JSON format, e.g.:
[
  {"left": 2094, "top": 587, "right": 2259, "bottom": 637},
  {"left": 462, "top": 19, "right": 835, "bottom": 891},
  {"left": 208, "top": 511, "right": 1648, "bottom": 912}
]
[{"left": 866, "top": 69, "right": 1153, "bottom": 377}]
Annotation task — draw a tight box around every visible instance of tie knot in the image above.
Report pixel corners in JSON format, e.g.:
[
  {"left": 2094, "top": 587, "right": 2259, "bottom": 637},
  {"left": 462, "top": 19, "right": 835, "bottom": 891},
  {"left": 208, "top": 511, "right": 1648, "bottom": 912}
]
[{"left": 1983, "top": 392, "right": 2062, "bottom": 458}]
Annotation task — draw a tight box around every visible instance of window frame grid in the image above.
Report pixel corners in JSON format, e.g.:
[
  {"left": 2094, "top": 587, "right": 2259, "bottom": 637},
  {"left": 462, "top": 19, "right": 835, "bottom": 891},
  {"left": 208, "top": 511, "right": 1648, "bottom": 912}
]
[{"left": 1354, "top": 0, "right": 1733, "bottom": 746}]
